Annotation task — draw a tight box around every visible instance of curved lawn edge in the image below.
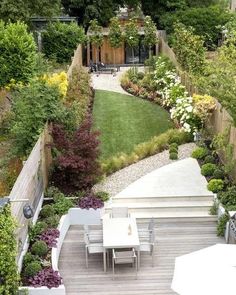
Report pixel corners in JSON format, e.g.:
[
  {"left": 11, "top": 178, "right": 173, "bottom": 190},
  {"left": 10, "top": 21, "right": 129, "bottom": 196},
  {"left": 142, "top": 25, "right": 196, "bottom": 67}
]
[
  {"left": 100, "top": 128, "right": 193, "bottom": 176},
  {"left": 93, "top": 89, "right": 174, "bottom": 160}
]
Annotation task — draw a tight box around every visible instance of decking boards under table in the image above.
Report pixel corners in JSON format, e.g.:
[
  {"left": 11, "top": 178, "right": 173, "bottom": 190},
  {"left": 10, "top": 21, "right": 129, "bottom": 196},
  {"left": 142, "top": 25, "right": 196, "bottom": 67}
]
[{"left": 58, "top": 220, "right": 224, "bottom": 295}]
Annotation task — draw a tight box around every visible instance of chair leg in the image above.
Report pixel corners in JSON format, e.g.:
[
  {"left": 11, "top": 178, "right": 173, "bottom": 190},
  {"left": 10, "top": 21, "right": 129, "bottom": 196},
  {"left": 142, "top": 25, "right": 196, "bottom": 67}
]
[
  {"left": 112, "top": 256, "right": 115, "bottom": 280},
  {"left": 107, "top": 250, "right": 109, "bottom": 268},
  {"left": 135, "top": 257, "right": 137, "bottom": 279},
  {"left": 152, "top": 246, "right": 154, "bottom": 267},
  {"left": 85, "top": 247, "right": 88, "bottom": 268}
]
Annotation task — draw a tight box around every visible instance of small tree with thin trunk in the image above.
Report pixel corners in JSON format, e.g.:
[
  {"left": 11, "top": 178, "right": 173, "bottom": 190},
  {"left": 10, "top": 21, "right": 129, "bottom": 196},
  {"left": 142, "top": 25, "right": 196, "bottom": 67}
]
[
  {"left": 124, "top": 17, "right": 139, "bottom": 67},
  {"left": 143, "top": 16, "right": 158, "bottom": 58},
  {"left": 88, "top": 19, "right": 103, "bottom": 66},
  {"left": 108, "top": 17, "right": 123, "bottom": 70}
]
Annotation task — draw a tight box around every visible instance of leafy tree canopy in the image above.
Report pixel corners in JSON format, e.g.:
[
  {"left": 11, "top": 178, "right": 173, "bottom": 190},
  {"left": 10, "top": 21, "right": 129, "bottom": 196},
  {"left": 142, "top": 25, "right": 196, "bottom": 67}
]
[{"left": 0, "top": 0, "right": 61, "bottom": 23}]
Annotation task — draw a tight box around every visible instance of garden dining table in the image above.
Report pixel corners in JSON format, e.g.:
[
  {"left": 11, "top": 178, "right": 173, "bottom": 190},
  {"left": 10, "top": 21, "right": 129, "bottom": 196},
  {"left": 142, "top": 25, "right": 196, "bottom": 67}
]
[{"left": 102, "top": 217, "right": 140, "bottom": 272}]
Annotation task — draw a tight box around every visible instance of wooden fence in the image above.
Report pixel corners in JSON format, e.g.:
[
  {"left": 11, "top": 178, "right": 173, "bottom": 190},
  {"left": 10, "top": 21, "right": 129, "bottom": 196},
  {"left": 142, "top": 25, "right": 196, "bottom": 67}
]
[
  {"left": 9, "top": 125, "right": 52, "bottom": 259},
  {"left": 67, "top": 44, "right": 83, "bottom": 80},
  {"left": 158, "top": 35, "right": 236, "bottom": 177}
]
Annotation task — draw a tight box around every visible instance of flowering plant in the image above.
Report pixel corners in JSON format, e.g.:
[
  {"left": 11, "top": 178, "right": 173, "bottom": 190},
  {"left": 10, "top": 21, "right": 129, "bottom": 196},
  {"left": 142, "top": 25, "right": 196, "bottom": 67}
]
[
  {"left": 42, "top": 72, "right": 68, "bottom": 98},
  {"left": 28, "top": 267, "right": 62, "bottom": 288},
  {"left": 39, "top": 228, "right": 60, "bottom": 248}
]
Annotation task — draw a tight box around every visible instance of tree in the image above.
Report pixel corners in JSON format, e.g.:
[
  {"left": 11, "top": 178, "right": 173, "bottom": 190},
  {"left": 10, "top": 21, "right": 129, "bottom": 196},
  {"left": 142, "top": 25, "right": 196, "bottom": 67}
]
[
  {"left": 89, "top": 19, "right": 103, "bottom": 65},
  {"left": 108, "top": 17, "right": 123, "bottom": 68},
  {"left": 0, "top": 21, "right": 37, "bottom": 87},
  {"left": 172, "top": 23, "right": 206, "bottom": 76},
  {"left": 124, "top": 17, "right": 139, "bottom": 66},
  {"left": 160, "top": 5, "right": 232, "bottom": 49},
  {"left": 61, "top": 0, "right": 119, "bottom": 29},
  {"left": 0, "top": 0, "right": 61, "bottom": 23},
  {"left": 143, "top": 16, "right": 158, "bottom": 58}
]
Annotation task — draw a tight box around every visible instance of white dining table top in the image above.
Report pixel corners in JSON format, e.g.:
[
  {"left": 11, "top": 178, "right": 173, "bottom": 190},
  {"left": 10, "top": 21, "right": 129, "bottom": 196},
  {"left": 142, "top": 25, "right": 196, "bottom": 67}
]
[{"left": 103, "top": 217, "right": 140, "bottom": 248}]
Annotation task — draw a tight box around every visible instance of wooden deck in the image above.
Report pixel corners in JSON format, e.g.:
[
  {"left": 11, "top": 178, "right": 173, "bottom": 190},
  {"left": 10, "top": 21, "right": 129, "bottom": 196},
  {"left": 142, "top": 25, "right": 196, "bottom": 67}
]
[{"left": 59, "top": 219, "right": 225, "bottom": 295}]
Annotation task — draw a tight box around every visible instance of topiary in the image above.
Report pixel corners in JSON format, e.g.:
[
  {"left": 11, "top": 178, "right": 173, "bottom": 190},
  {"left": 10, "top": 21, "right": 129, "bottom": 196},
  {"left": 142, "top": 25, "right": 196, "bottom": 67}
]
[
  {"left": 24, "top": 261, "right": 42, "bottom": 278},
  {"left": 169, "top": 152, "right": 178, "bottom": 160},
  {"left": 201, "top": 163, "right": 217, "bottom": 177},
  {"left": 40, "top": 205, "right": 55, "bottom": 218},
  {"left": 170, "top": 142, "right": 178, "bottom": 149},
  {"left": 218, "top": 186, "right": 236, "bottom": 207},
  {"left": 137, "top": 72, "right": 145, "bottom": 80},
  {"left": 53, "top": 197, "right": 74, "bottom": 216},
  {"left": 169, "top": 146, "right": 178, "bottom": 153},
  {"left": 207, "top": 179, "right": 224, "bottom": 193},
  {"left": 191, "top": 147, "right": 208, "bottom": 159},
  {"left": 168, "top": 135, "right": 182, "bottom": 145},
  {"left": 23, "top": 253, "right": 40, "bottom": 268},
  {"left": 31, "top": 241, "right": 48, "bottom": 257},
  {"left": 217, "top": 213, "right": 229, "bottom": 237},
  {"left": 44, "top": 215, "right": 60, "bottom": 228},
  {"left": 204, "top": 155, "right": 215, "bottom": 164},
  {"left": 213, "top": 168, "right": 225, "bottom": 180}
]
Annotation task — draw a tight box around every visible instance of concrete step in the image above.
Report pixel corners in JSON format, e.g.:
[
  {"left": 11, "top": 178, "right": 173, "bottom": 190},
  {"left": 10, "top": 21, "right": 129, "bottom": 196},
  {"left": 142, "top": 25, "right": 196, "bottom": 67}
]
[{"left": 112, "top": 195, "right": 214, "bottom": 204}]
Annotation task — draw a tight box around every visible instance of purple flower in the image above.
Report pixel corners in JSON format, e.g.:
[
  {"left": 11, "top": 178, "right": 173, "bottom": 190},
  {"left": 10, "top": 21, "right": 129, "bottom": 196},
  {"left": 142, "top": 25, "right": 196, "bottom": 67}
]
[
  {"left": 28, "top": 267, "right": 62, "bottom": 288},
  {"left": 39, "top": 229, "right": 60, "bottom": 248}
]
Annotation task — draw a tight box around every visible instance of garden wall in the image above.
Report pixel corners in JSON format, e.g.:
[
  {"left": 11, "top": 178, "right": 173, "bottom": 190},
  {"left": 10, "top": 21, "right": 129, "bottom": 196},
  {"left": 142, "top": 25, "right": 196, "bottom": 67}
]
[
  {"left": 9, "top": 124, "right": 52, "bottom": 262},
  {"left": 159, "top": 35, "right": 236, "bottom": 178}
]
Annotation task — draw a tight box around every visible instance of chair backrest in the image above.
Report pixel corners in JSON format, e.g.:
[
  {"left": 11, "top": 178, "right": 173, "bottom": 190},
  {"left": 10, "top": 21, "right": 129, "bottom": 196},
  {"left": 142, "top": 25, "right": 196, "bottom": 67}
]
[
  {"left": 149, "top": 230, "right": 155, "bottom": 244},
  {"left": 148, "top": 218, "right": 155, "bottom": 232},
  {"left": 111, "top": 207, "right": 129, "bottom": 218}
]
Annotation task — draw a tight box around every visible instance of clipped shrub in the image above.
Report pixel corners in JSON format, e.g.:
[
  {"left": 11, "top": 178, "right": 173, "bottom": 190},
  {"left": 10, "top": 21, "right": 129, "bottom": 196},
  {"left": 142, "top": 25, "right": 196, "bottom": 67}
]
[
  {"left": 207, "top": 179, "right": 224, "bottom": 193},
  {"left": 191, "top": 147, "right": 208, "bottom": 159},
  {"left": 53, "top": 197, "right": 74, "bottom": 216},
  {"left": 213, "top": 168, "right": 225, "bottom": 180},
  {"left": 45, "top": 215, "right": 60, "bottom": 228},
  {"left": 170, "top": 142, "right": 178, "bottom": 149},
  {"left": 169, "top": 146, "right": 178, "bottom": 153},
  {"left": 29, "top": 221, "right": 48, "bottom": 243},
  {"left": 96, "top": 191, "right": 110, "bottom": 202},
  {"left": 169, "top": 152, "right": 178, "bottom": 160},
  {"left": 0, "top": 21, "right": 37, "bottom": 87},
  {"left": 28, "top": 267, "right": 62, "bottom": 289},
  {"left": 137, "top": 72, "right": 145, "bottom": 80},
  {"left": 39, "top": 228, "right": 60, "bottom": 248},
  {"left": 31, "top": 241, "right": 48, "bottom": 257},
  {"left": 203, "top": 155, "right": 215, "bottom": 164},
  {"left": 201, "top": 163, "right": 217, "bottom": 177},
  {"left": 42, "top": 22, "right": 85, "bottom": 63},
  {"left": 218, "top": 186, "right": 236, "bottom": 207},
  {"left": 217, "top": 213, "right": 229, "bottom": 237},
  {"left": 45, "top": 186, "right": 61, "bottom": 198},
  {"left": 23, "top": 253, "right": 40, "bottom": 268},
  {"left": 24, "top": 261, "right": 42, "bottom": 278},
  {"left": 40, "top": 205, "right": 55, "bottom": 218},
  {"left": 78, "top": 192, "right": 104, "bottom": 209}
]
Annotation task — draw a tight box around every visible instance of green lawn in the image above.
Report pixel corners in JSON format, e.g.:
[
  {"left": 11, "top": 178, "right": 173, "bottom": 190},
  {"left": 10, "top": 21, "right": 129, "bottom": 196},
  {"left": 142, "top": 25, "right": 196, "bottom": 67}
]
[{"left": 93, "top": 90, "right": 174, "bottom": 159}]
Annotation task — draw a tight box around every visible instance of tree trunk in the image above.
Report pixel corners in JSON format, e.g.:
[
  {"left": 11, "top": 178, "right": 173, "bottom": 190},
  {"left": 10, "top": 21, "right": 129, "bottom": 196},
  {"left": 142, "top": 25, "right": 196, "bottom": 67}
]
[{"left": 113, "top": 48, "right": 116, "bottom": 76}]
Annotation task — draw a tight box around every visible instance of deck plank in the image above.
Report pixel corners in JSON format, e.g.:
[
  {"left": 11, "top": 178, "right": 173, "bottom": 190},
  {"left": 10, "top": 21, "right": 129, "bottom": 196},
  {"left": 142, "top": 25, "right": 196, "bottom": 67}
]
[{"left": 58, "top": 221, "right": 224, "bottom": 294}]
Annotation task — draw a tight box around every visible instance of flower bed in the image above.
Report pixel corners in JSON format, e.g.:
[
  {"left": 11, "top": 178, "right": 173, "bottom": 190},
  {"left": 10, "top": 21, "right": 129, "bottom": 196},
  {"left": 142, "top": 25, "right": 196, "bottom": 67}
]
[{"left": 121, "top": 56, "right": 216, "bottom": 135}]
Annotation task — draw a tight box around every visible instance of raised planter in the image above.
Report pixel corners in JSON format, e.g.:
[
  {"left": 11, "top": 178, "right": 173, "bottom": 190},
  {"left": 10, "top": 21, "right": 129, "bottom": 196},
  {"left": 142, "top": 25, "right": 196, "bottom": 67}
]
[{"left": 20, "top": 207, "right": 104, "bottom": 295}]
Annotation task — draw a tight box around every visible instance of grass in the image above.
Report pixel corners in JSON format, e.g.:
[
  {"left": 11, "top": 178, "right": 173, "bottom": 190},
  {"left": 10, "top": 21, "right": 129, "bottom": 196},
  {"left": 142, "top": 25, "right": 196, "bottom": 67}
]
[{"left": 93, "top": 90, "right": 174, "bottom": 159}]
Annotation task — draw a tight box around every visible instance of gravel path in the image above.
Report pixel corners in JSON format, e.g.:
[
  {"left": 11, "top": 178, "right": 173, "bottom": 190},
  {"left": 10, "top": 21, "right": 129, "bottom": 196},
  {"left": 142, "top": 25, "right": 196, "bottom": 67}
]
[{"left": 93, "top": 143, "right": 196, "bottom": 197}]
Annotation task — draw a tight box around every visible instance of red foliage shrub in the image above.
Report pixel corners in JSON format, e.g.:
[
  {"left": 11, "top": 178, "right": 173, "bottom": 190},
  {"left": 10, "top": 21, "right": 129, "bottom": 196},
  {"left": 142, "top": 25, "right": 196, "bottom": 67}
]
[{"left": 51, "top": 116, "right": 101, "bottom": 193}]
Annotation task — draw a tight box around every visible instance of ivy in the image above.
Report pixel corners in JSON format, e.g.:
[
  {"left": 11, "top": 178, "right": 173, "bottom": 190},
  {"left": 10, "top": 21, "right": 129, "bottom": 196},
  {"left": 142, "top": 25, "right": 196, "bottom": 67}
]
[{"left": 0, "top": 204, "right": 19, "bottom": 294}]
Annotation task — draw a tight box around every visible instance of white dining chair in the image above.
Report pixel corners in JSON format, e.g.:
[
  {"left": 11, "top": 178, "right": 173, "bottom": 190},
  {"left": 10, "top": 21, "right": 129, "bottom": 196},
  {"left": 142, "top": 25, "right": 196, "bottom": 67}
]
[
  {"left": 112, "top": 248, "right": 137, "bottom": 279},
  {"left": 84, "top": 233, "right": 106, "bottom": 268},
  {"left": 110, "top": 207, "right": 130, "bottom": 218},
  {"left": 139, "top": 230, "right": 155, "bottom": 267},
  {"left": 84, "top": 224, "right": 103, "bottom": 243},
  {"left": 138, "top": 217, "right": 155, "bottom": 240}
]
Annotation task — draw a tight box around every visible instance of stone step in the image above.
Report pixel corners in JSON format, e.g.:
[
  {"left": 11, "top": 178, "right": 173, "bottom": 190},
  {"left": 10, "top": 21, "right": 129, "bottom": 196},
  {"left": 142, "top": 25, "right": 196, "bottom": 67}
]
[{"left": 112, "top": 195, "right": 214, "bottom": 204}]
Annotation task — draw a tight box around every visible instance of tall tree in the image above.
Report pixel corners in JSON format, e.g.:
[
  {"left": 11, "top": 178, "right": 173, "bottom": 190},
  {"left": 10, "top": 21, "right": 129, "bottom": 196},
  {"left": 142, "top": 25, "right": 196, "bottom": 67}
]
[
  {"left": 108, "top": 17, "right": 123, "bottom": 69},
  {"left": 0, "top": 0, "right": 61, "bottom": 23},
  {"left": 61, "top": 0, "right": 119, "bottom": 29},
  {"left": 143, "top": 15, "right": 158, "bottom": 58},
  {"left": 124, "top": 17, "right": 139, "bottom": 67},
  {"left": 89, "top": 19, "right": 103, "bottom": 66}
]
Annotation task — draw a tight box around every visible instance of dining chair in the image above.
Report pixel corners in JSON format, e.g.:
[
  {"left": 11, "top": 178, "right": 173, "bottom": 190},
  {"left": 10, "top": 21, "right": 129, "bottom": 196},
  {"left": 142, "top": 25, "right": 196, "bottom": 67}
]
[
  {"left": 138, "top": 217, "right": 155, "bottom": 240},
  {"left": 84, "top": 233, "right": 106, "bottom": 268},
  {"left": 84, "top": 224, "right": 103, "bottom": 243},
  {"left": 110, "top": 207, "right": 130, "bottom": 218},
  {"left": 139, "top": 230, "right": 155, "bottom": 267},
  {"left": 112, "top": 248, "right": 137, "bottom": 279}
]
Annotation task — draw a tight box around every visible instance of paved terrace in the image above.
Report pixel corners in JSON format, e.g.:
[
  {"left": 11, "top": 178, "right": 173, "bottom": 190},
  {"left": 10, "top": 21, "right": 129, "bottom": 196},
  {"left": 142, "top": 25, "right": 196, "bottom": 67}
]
[{"left": 59, "top": 220, "right": 224, "bottom": 295}]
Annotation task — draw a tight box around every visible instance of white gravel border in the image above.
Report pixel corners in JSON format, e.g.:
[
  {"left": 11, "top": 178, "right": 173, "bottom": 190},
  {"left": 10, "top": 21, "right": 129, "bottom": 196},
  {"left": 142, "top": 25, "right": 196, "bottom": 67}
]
[{"left": 93, "top": 142, "right": 196, "bottom": 197}]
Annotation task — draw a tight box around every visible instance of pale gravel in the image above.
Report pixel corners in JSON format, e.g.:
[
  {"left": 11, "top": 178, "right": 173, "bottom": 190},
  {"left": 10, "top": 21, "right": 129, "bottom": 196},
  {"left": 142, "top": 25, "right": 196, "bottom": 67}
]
[{"left": 93, "top": 142, "right": 196, "bottom": 197}]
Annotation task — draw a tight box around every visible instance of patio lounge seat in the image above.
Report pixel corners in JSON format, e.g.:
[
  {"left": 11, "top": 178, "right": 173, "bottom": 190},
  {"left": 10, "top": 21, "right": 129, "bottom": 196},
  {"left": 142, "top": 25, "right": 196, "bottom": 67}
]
[
  {"left": 110, "top": 207, "right": 130, "bottom": 218},
  {"left": 112, "top": 248, "right": 137, "bottom": 279}
]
